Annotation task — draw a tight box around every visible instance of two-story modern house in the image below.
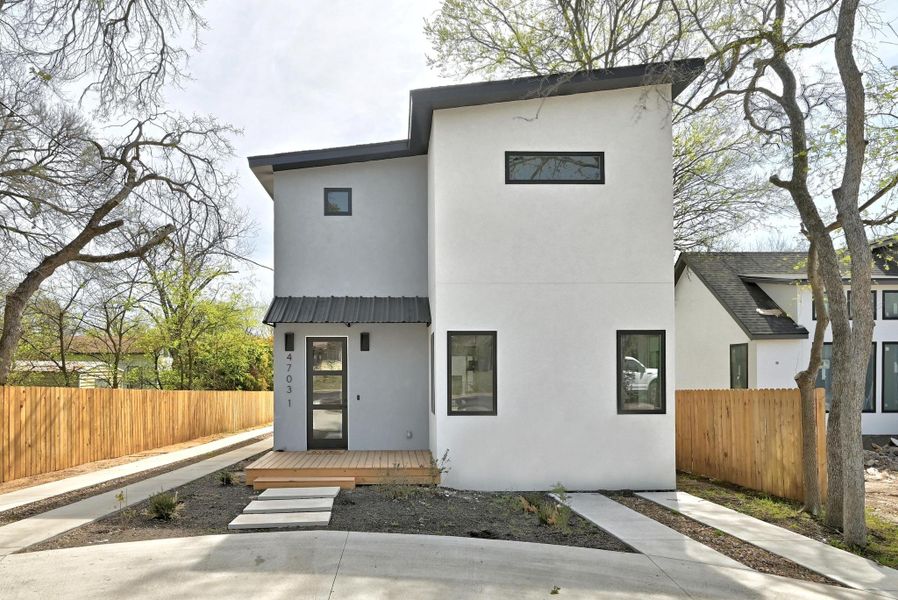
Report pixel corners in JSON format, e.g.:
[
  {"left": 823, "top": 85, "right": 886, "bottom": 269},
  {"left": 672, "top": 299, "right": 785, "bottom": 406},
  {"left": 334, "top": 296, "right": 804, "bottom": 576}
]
[
  {"left": 675, "top": 249, "right": 898, "bottom": 436},
  {"left": 249, "top": 60, "right": 704, "bottom": 490}
]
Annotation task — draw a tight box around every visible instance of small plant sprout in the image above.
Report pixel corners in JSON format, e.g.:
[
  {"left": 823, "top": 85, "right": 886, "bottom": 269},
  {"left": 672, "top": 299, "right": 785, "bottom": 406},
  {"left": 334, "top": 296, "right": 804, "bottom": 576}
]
[
  {"left": 114, "top": 489, "right": 127, "bottom": 509},
  {"left": 551, "top": 482, "right": 569, "bottom": 504},
  {"left": 550, "top": 585, "right": 561, "bottom": 595},
  {"left": 218, "top": 470, "right": 234, "bottom": 486}
]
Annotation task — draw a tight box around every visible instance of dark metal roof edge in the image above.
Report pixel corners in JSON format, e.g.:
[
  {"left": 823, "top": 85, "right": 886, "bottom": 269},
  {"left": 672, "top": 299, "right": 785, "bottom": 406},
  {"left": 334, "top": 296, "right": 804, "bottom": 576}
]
[
  {"left": 262, "top": 296, "right": 431, "bottom": 326},
  {"left": 248, "top": 58, "right": 705, "bottom": 174}
]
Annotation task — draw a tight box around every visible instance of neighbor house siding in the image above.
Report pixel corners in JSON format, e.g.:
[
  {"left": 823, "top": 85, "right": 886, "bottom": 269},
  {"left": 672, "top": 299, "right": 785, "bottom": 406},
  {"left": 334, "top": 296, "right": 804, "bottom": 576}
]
[
  {"left": 272, "top": 156, "right": 427, "bottom": 297},
  {"left": 272, "top": 323, "right": 429, "bottom": 451},
  {"left": 429, "top": 85, "right": 677, "bottom": 490},
  {"left": 675, "top": 266, "right": 750, "bottom": 389}
]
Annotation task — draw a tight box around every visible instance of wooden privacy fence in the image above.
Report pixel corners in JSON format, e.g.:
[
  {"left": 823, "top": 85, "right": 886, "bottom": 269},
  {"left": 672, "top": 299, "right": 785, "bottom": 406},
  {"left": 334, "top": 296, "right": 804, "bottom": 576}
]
[
  {"left": 0, "top": 386, "right": 273, "bottom": 483},
  {"left": 676, "top": 388, "right": 826, "bottom": 502}
]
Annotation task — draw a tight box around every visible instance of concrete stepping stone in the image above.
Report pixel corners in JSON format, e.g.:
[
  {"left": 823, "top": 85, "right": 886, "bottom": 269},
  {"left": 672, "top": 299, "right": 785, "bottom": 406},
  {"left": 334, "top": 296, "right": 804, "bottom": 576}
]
[
  {"left": 244, "top": 498, "right": 334, "bottom": 514},
  {"left": 228, "top": 511, "right": 331, "bottom": 530},
  {"left": 258, "top": 486, "right": 340, "bottom": 500}
]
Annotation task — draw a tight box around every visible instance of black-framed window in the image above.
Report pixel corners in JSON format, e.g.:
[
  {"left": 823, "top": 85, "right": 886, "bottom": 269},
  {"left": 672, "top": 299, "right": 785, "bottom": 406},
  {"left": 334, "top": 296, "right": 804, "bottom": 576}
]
[
  {"left": 447, "top": 331, "right": 496, "bottom": 415},
  {"left": 505, "top": 151, "right": 604, "bottom": 184},
  {"left": 617, "top": 330, "right": 666, "bottom": 414},
  {"left": 324, "top": 187, "right": 352, "bottom": 216},
  {"left": 730, "top": 343, "right": 748, "bottom": 389},
  {"left": 883, "top": 343, "right": 898, "bottom": 412},
  {"left": 816, "top": 342, "right": 876, "bottom": 412},
  {"left": 884, "top": 291, "right": 898, "bottom": 320},
  {"left": 811, "top": 296, "right": 828, "bottom": 320},
  {"left": 847, "top": 290, "right": 876, "bottom": 320},
  {"left": 430, "top": 332, "right": 435, "bottom": 414}
]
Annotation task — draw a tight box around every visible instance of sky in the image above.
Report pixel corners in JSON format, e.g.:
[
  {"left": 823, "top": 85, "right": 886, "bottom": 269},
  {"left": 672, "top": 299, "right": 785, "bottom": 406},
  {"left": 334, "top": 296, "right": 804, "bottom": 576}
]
[
  {"left": 164, "top": 0, "right": 444, "bottom": 305},
  {"left": 163, "top": 1, "right": 898, "bottom": 304}
]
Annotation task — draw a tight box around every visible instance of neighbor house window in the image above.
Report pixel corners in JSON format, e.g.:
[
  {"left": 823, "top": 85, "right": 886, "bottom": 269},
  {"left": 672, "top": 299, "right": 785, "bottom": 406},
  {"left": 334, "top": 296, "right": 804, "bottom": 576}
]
[
  {"left": 883, "top": 343, "right": 898, "bottom": 412},
  {"left": 817, "top": 342, "right": 876, "bottom": 412},
  {"left": 730, "top": 344, "right": 748, "bottom": 389},
  {"left": 884, "top": 291, "right": 898, "bottom": 319},
  {"left": 847, "top": 290, "right": 877, "bottom": 320},
  {"left": 447, "top": 331, "right": 496, "bottom": 415},
  {"left": 505, "top": 152, "right": 604, "bottom": 184},
  {"left": 617, "top": 331, "right": 666, "bottom": 414},
  {"left": 430, "top": 332, "right": 435, "bottom": 414},
  {"left": 324, "top": 187, "right": 352, "bottom": 216}
]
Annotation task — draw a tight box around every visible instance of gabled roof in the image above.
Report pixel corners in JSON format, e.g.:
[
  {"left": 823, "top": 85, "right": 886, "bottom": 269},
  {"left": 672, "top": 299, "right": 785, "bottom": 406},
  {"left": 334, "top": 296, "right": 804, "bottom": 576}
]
[
  {"left": 248, "top": 59, "right": 705, "bottom": 196},
  {"left": 675, "top": 253, "right": 810, "bottom": 339},
  {"left": 263, "top": 296, "right": 431, "bottom": 326}
]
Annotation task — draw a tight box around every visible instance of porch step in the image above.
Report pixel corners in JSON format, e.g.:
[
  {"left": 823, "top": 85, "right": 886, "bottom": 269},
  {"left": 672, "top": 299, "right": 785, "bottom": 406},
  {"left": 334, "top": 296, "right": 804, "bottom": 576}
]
[
  {"left": 228, "top": 511, "right": 331, "bottom": 530},
  {"left": 252, "top": 476, "right": 356, "bottom": 490},
  {"left": 244, "top": 498, "right": 334, "bottom": 514},
  {"left": 258, "top": 486, "right": 340, "bottom": 500}
]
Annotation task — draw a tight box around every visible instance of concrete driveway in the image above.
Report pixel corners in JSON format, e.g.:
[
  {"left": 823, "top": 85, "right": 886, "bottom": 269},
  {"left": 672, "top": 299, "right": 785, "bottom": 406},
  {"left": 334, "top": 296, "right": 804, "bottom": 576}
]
[{"left": 0, "top": 530, "right": 873, "bottom": 599}]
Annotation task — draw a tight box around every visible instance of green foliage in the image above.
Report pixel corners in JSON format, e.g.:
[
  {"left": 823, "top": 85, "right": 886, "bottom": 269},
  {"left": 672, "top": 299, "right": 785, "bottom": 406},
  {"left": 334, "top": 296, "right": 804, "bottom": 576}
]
[
  {"left": 147, "top": 491, "right": 179, "bottom": 520},
  {"left": 218, "top": 470, "right": 234, "bottom": 486}
]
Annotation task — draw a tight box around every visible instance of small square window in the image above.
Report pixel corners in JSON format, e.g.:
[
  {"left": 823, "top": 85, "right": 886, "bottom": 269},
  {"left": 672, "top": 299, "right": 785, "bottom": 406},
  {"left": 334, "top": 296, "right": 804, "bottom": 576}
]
[
  {"left": 324, "top": 188, "right": 352, "bottom": 216},
  {"left": 617, "top": 330, "right": 666, "bottom": 414}
]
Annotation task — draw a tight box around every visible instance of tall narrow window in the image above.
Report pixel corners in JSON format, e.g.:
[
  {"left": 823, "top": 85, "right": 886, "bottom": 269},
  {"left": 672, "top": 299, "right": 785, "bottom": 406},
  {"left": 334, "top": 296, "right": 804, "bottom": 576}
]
[
  {"left": 505, "top": 152, "right": 604, "bottom": 184},
  {"left": 430, "top": 332, "right": 435, "bottom": 414},
  {"left": 617, "top": 331, "right": 666, "bottom": 414},
  {"left": 816, "top": 342, "right": 876, "bottom": 412},
  {"left": 324, "top": 187, "right": 352, "bottom": 216},
  {"left": 730, "top": 344, "right": 748, "bottom": 389},
  {"left": 447, "top": 331, "right": 497, "bottom": 415},
  {"left": 884, "top": 291, "right": 898, "bottom": 319},
  {"left": 884, "top": 343, "right": 898, "bottom": 412}
]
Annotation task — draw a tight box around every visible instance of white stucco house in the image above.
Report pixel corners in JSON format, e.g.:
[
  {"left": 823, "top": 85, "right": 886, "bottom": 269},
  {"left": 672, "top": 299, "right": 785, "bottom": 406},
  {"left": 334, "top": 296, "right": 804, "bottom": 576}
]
[
  {"left": 248, "top": 59, "right": 704, "bottom": 490},
  {"left": 675, "top": 249, "right": 898, "bottom": 436}
]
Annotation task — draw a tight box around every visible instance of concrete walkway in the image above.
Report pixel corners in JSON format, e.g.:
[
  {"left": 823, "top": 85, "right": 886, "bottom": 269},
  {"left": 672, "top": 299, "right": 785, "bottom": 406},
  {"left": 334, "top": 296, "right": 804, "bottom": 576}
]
[
  {"left": 561, "top": 493, "right": 747, "bottom": 569},
  {"left": 0, "top": 438, "right": 271, "bottom": 556},
  {"left": 0, "top": 426, "right": 272, "bottom": 514},
  {"left": 0, "top": 530, "right": 872, "bottom": 599},
  {"left": 639, "top": 490, "right": 898, "bottom": 598}
]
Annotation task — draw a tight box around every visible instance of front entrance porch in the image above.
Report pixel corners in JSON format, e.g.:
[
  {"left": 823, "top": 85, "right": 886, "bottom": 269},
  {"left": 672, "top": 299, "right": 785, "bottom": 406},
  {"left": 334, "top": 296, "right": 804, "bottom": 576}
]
[{"left": 245, "top": 449, "right": 438, "bottom": 490}]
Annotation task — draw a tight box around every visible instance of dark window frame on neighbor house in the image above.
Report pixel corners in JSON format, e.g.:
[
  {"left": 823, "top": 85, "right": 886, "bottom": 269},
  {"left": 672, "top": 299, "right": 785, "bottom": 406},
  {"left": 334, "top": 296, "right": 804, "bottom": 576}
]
[
  {"left": 813, "top": 290, "right": 876, "bottom": 320},
  {"left": 883, "top": 291, "right": 898, "bottom": 320},
  {"left": 504, "top": 151, "right": 605, "bottom": 184},
  {"left": 447, "top": 331, "right": 497, "bottom": 416},
  {"left": 616, "top": 330, "right": 666, "bottom": 415},
  {"left": 883, "top": 342, "right": 898, "bottom": 413},
  {"left": 324, "top": 187, "right": 352, "bottom": 216},
  {"left": 730, "top": 343, "right": 749, "bottom": 389},
  {"left": 817, "top": 341, "right": 877, "bottom": 413}
]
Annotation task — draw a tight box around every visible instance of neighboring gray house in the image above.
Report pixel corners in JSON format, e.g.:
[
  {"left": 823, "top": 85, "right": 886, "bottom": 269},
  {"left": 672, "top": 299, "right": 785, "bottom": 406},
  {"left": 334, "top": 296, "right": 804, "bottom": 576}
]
[
  {"left": 676, "top": 250, "right": 898, "bottom": 436},
  {"left": 250, "top": 60, "right": 703, "bottom": 490}
]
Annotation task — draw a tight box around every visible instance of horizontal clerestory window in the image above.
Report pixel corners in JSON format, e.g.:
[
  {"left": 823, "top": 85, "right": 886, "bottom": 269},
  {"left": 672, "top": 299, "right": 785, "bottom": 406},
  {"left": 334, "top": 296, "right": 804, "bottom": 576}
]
[{"left": 505, "top": 152, "right": 604, "bottom": 184}]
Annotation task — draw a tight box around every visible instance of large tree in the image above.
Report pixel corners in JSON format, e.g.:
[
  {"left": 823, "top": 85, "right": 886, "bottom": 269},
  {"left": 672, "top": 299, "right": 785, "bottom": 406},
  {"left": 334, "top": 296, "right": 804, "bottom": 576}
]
[
  {"left": 425, "top": 0, "right": 774, "bottom": 251},
  {"left": 0, "top": 0, "right": 236, "bottom": 384}
]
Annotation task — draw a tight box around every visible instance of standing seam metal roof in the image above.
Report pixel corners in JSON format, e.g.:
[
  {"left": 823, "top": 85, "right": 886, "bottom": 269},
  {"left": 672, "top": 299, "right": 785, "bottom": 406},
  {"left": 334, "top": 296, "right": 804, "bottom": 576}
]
[{"left": 263, "top": 296, "right": 431, "bottom": 325}]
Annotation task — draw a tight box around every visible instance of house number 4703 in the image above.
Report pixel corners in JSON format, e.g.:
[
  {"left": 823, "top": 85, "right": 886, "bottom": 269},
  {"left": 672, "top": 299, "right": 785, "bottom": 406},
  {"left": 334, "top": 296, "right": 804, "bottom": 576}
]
[{"left": 285, "top": 353, "right": 293, "bottom": 407}]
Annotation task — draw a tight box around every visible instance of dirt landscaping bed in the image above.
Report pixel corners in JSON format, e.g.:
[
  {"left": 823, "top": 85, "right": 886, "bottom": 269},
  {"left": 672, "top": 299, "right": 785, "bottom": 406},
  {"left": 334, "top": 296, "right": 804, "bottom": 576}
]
[
  {"left": 27, "top": 474, "right": 633, "bottom": 554},
  {"left": 609, "top": 493, "right": 841, "bottom": 586},
  {"left": 0, "top": 434, "right": 271, "bottom": 527},
  {"left": 678, "top": 472, "right": 898, "bottom": 569}
]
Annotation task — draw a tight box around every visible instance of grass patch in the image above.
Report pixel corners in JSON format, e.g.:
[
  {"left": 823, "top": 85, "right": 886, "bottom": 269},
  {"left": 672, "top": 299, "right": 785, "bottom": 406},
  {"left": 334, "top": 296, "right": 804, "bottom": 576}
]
[{"left": 678, "top": 473, "right": 898, "bottom": 569}]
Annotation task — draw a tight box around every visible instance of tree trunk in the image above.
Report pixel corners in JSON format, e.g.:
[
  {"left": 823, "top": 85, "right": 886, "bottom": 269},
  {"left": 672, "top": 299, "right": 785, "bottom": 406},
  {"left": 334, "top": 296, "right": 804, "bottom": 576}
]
[{"left": 795, "top": 243, "right": 825, "bottom": 515}]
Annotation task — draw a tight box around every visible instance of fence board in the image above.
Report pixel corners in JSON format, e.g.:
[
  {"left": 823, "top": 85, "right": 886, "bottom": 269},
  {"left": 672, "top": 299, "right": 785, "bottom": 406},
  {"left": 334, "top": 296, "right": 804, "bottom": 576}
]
[
  {"left": 0, "top": 386, "right": 272, "bottom": 483},
  {"left": 676, "top": 388, "right": 826, "bottom": 502}
]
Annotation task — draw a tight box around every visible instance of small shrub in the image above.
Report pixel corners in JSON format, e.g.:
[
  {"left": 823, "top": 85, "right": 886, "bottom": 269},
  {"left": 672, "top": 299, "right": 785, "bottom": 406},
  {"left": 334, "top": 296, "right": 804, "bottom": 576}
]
[
  {"left": 148, "top": 491, "right": 179, "bottom": 520},
  {"left": 429, "top": 449, "right": 452, "bottom": 481},
  {"left": 551, "top": 482, "right": 569, "bottom": 504},
  {"left": 218, "top": 471, "right": 234, "bottom": 486},
  {"left": 518, "top": 495, "right": 539, "bottom": 513}
]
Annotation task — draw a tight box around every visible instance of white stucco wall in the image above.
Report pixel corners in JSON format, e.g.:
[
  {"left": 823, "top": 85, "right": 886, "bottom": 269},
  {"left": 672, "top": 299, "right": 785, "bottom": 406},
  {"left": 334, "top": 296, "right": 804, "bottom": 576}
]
[
  {"left": 272, "top": 323, "right": 429, "bottom": 451},
  {"left": 675, "top": 267, "right": 750, "bottom": 389},
  {"left": 272, "top": 156, "right": 427, "bottom": 296},
  {"left": 429, "top": 85, "right": 678, "bottom": 491}
]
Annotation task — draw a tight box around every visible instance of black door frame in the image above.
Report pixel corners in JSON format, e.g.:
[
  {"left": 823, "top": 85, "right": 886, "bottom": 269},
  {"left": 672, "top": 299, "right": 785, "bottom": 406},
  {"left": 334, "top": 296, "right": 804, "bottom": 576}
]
[{"left": 306, "top": 337, "right": 348, "bottom": 449}]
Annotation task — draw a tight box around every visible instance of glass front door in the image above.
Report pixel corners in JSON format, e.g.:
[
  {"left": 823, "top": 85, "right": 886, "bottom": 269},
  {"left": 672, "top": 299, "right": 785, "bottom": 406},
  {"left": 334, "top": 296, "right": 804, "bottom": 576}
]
[{"left": 306, "top": 337, "right": 347, "bottom": 449}]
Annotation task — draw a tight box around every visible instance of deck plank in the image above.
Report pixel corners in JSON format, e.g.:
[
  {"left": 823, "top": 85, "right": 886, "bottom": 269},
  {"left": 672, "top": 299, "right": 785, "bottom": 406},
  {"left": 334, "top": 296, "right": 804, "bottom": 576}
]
[{"left": 245, "top": 449, "right": 436, "bottom": 487}]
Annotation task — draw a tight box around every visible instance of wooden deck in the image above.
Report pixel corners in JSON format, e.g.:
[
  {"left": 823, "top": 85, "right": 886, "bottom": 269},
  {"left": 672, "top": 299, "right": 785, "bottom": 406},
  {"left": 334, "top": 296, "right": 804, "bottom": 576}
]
[{"left": 245, "top": 450, "right": 438, "bottom": 489}]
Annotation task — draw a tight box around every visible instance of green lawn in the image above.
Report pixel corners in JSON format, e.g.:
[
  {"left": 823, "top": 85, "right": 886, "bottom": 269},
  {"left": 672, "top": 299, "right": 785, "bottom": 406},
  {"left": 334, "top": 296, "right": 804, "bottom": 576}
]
[{"left": 677, "top": 473, "right": 898, "bottom": 569}]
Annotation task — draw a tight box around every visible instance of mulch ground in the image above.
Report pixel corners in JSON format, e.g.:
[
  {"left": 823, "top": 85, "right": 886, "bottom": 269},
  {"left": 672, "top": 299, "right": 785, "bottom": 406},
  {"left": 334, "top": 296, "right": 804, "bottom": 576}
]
[
  {"left": 26, "top": 474, "right": 633, "bottom": 554},
  {"left": 609, "top": 493, "right": 842, "bottom": 586},
  {"left": 1, "top": 434, "right": 271, "bottom": 527}
]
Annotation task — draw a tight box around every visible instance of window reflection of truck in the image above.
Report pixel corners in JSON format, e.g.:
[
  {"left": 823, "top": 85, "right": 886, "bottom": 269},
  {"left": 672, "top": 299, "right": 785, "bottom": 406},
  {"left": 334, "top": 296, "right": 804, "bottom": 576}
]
[{"left": 622, "top": 356, "right": 659, "bottom": 403}]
